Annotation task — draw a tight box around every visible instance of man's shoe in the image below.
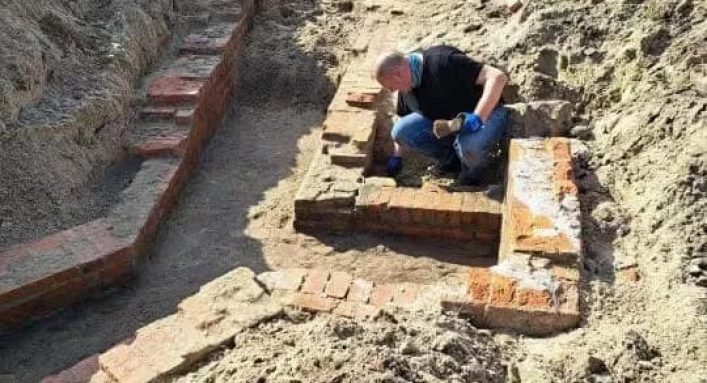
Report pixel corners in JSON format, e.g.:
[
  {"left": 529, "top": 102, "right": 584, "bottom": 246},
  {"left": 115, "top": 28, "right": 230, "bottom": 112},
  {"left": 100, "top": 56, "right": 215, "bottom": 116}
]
[{"left": 386, "top": 155, "right": 403, "bottom": 176}]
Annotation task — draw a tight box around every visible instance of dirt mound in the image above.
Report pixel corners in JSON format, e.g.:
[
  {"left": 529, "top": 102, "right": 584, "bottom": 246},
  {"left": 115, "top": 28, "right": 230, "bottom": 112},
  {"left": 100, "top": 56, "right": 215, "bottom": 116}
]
[{"left": 177, "top": 311, "right": 507, "bottom": 383}]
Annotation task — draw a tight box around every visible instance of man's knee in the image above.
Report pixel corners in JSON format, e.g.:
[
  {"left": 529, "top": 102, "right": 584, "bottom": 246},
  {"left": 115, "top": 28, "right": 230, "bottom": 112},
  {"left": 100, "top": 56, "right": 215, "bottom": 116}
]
[{"left": 390, "top": 121, "right": 406, "bottom": 142}]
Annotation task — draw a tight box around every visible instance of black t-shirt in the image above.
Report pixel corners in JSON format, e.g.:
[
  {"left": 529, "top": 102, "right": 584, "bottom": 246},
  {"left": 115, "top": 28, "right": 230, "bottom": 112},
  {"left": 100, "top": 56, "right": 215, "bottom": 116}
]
[{"left": 397, "top": 45, "right": 485, "bottom": 120}]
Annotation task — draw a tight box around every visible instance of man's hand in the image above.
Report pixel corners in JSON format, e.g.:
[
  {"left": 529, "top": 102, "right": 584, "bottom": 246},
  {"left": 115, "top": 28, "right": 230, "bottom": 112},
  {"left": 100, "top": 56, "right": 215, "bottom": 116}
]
[{"left": 432, "top": 113, "right": 483, "bottom": 138}]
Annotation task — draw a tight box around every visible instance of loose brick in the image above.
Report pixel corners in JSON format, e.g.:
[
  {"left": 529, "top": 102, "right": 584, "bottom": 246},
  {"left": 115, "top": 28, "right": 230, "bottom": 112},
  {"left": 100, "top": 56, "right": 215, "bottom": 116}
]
[
  {"left": 325, "top": 271, "right": 353, "bottom": 299},
  {"left": 301, "top": 269, "right": 330, "bottom": 294},
  {"left": 370, "top": 284, "right": 395, "bottom": 307},
  {"left": 345, "top": 92, "right": 377, "bottom": 107},
  {"left": 293, "top": 293, "right": 338, "bottom": 313},
  {"left": 347, "top": 278, "right": 373, "bottom": 303}
]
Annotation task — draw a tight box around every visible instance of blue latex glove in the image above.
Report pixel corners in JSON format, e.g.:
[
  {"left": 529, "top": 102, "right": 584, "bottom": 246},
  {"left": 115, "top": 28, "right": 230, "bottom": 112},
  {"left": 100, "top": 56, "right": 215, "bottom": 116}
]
[
  {"left": 459, "top": 113, "right": 483, "bottom": 134},
  {"left": 386, "top": 155, "right": 403, "bottom": 176}
]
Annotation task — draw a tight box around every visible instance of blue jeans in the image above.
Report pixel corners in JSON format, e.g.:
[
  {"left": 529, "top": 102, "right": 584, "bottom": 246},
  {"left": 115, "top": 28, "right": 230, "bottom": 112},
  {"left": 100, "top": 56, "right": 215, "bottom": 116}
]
[{"left": 391, "top": 106, "right": 509, "bottom": 183}]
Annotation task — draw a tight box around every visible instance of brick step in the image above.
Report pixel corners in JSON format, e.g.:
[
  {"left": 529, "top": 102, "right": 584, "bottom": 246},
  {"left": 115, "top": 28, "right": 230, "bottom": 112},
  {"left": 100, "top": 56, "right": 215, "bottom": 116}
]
[
  {"left": 126, "top": 121, "right": 191, "bottom": 158},
  {"left": 146, "top": 76, "right": 205, "bottom": 107},
  {"left": 139, "top": 107, "right": 195, "bottom": 126},
  {"left": 180, "top": 22, "right": 239, "bottom": 55},
  {"left": 160, "top": 54, "right": 222, "bottom": 80}
]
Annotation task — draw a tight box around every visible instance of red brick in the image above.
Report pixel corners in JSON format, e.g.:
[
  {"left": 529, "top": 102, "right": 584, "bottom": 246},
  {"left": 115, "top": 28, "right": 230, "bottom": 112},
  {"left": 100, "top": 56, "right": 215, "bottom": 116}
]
[
  {"left": 325, "top": 271, "right": 352, "bottom": 298},
  {"left": 447, "top": 192, "right": 465, "bottom": 227},
  {"left": 413, "top": 190, "right": 439, "bottom": 224},
  {"left": 393, "top": 283, "right": 420, "bottom": 306},
  {"left": 488, "top": 274, "right": 517, "bottom": 307},
  {"left": 347, "top": 278, "right": 373, "bottom": 303},
  {"left": 515, "top": 287, "right": 553, "bottom": 309},
  {"left": 345, "top": 92, "right": 377, "bottom": 107},
  {"left": 386, "top": 188, "right": 414, "bottom": 223},
  {"left": 301, "top": 269, "right": 330, "bottom": 294},
  {"left": 468, "top": 267, "right": 492, "bottom": 303},
  {"left": 133, "top": 134, "right": 187, "bottom": 158},
  {"left": 147, "top": 77, "right": 205, "bottom": 106},
  {"left": 370, "top": 284, "right": 395, "bottom": 307},
  {"left": 293, "top": 293, "right": 337, "bottom": 313},
  {"left": 369, "top": 187, "right": 393, "bottom": 220}
]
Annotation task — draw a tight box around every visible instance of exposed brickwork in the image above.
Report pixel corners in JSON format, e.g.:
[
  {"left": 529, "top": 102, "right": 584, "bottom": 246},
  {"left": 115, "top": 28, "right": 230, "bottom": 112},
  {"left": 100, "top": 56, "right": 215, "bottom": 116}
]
[
  {"left": 500, "top": 138, "right": 582, "bottom": 264},
  {"left": 147, "top": 76, "right": 205, "bottom": 106},
  {"left": 0, "top": 0, "right": 257, "bottom": 329},
  {"left": 292, "top": 24, "right": 503, "bottom": 242}
]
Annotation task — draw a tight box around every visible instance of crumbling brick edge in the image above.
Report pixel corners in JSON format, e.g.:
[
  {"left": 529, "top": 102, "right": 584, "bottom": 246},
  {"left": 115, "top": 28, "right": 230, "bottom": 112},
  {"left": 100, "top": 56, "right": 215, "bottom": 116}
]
[{"left": 0, "top": 0, "right": 257, "bottom": 330}]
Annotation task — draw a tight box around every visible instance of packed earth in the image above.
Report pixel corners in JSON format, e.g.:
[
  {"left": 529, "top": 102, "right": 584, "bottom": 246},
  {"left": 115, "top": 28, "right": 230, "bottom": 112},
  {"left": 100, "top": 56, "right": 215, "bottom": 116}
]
[{"left": 0, "top": 0, "right": 705, "bottom": 382}]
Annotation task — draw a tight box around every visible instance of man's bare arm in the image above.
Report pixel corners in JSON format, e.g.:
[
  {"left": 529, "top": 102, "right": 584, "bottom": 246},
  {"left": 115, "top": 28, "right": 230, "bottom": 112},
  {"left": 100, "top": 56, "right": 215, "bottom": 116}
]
[{"left": 473, "top": 65, "right": 508, "bottom": 122}]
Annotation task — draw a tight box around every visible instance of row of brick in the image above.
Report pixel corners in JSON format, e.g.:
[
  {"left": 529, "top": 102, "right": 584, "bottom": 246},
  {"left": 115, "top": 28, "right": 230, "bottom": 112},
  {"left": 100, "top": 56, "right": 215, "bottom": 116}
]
[
  {"left": 449, "top": 266, "right": 579, "bottom": 336},
  {"left": 0, "top": 0, "right": 257, "bottom": 329},
  {"left": 258, "top": 266, "right": 579, "bottom": 336},
  {"left": 353, "top": 185, "right": 502, "bottom": 241},
  {"left": 42, "top": 259, "right": 578, "bottom": 382},
  {"left": 257, "top": 268, "right": 423, "bottom": 320}
]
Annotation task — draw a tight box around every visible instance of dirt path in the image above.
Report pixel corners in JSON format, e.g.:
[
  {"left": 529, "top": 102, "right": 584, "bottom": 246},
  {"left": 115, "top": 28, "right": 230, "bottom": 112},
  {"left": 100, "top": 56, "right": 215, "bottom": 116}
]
[{"left": 0, "top": 2, "right": 487, "bottom": 381}]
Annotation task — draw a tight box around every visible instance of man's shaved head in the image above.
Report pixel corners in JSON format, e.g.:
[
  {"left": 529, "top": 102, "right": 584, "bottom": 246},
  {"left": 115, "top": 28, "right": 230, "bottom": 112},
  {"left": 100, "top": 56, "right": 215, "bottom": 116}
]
[
  {"left": 374, "top": 50, "right": 407, "bottom": 80},
  {"left": 373, "top": 50, "right": 412, "bottom": 92}
]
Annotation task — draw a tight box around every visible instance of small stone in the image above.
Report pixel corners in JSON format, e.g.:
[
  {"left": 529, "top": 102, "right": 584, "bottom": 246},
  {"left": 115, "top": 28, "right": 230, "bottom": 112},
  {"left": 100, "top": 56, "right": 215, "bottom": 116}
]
[
  {"left": 637, "top": 360, "right": 653, "bottom": 370},
  {"left": 696, "top": 276, "right": 707, "bottom": 287}
]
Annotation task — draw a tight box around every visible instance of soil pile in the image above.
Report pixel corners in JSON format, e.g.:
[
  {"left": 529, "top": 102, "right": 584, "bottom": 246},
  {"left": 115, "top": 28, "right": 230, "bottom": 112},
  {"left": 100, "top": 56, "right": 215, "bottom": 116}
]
[{"left": 176, "top": 311, "right": 507, "bottom": 383}]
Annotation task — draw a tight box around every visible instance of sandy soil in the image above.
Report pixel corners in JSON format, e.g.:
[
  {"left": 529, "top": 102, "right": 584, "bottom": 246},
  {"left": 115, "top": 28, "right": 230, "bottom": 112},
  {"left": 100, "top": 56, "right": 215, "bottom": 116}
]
[{"left": 1, "top": 0, "right": 705, "bottom": 382}]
